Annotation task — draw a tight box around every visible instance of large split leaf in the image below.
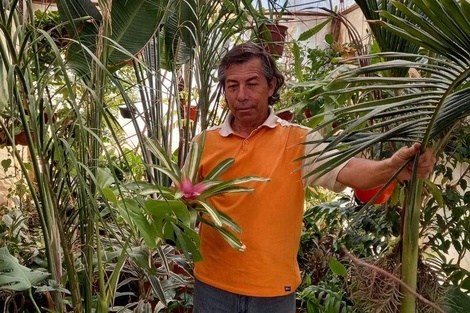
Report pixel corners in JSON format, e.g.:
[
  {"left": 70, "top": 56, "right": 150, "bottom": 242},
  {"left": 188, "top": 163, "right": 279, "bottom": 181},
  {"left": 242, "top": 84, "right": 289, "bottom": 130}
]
[{"left": 0, "top": 248, "right": 50, "bottom": 291}]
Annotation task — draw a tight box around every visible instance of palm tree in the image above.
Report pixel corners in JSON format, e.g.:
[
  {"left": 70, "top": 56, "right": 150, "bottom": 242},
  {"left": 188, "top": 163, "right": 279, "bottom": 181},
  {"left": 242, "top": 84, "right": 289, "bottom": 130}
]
[{"left": 302, "top": 0, "right": 470, "bottom": 312}]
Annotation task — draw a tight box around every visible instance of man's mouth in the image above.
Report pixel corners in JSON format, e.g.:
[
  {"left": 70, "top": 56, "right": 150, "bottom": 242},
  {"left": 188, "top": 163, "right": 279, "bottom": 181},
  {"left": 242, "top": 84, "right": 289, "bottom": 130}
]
[{"left": 237, "top": 107, "right": 253, "bottom": 113}]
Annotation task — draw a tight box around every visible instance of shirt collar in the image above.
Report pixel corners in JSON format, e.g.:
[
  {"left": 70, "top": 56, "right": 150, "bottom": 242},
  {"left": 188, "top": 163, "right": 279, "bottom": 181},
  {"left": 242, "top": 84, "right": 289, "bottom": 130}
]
[{"left": 219, "top": 107, "right": 279, "bottom": 137}]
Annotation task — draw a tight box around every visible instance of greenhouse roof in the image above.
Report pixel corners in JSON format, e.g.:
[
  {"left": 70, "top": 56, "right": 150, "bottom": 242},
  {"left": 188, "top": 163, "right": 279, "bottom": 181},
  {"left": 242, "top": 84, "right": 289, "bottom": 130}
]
[{"left": 258, "top": 0, "right": 357, "bottom": 12}]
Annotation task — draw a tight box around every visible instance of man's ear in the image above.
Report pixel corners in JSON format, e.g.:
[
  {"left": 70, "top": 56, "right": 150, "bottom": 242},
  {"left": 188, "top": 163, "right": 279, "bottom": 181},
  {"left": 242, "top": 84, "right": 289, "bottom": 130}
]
[{"left": 268, "top": 77, "right": 276, "bottom": 96}]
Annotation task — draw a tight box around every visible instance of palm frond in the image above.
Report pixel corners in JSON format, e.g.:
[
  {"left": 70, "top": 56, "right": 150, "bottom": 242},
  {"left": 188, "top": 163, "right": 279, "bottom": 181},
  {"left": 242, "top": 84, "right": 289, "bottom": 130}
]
[{"left": 304, "top": 51, "right": 470, "bottom": 178}]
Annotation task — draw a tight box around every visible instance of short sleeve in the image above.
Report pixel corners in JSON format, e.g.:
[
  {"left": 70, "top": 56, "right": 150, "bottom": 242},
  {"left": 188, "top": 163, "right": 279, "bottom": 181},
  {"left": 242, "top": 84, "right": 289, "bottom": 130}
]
[{"left": 301, "top": 131, "right": 351, "bottom": 192}]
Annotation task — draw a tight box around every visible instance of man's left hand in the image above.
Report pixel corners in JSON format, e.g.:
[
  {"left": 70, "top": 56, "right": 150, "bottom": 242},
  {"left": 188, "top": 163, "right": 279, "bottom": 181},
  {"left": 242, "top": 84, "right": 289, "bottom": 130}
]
[{"left": 392, "top": 143, "right": 436, "bottom": 181}]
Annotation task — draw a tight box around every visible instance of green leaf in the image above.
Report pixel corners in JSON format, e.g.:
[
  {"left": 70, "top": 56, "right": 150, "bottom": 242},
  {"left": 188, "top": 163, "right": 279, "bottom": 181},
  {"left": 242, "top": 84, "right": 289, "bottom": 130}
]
[
  {"left": 329, "top": 257, "right": 347, "bottom": 279},
  {"left": 117, "top": 199, "right": 160, "bottom": 249},
  {"left": 292, "top": 42, "right": 303, "bottom": 81},
  {"left": 442, "top": 286, "right": 470, "bottom": 312},
  {"left": 178, "top": 0, "right": 197, "bottom": 49},
  {"left": 148, "top": 275, "right": 168, "bottom": 307},
  {"left": 204, "top": 158, "right": 235, "bottom": 180},
  {"left": 172, "top": 223, "right": 202, "bottom": 261},
  {"left": 217, "top": 211, "right": 242, "bottom": 234},
  {"left": 200, "top": 185, "right": 256, "bottom": 198},
  {"left": 172, "top": 202, "right": 191, "bottom": 226},
  {"left": 160, "top": 1, "right": 191, "bottom": 71},
  {"left": 96, "top": 167, "right": 115, "bottom": 190},
  {"left": 424, "top": 179, "right": 444, "bottom": 208},
  {"left": 1, "top": 159, "right": 11, "bottom": 172},
  {"left": 195, "top": 200, "right": 223, "bottom": 227},
  {"left": 144, "top": 199, "right": 181, "bottom": 216},
  {"left": 186, "top": 132, "right": 206, "bottom": 182},
  {"left": 57, "top": 0, "right": 102, "bottom": 31},
  {"left": 163, "top": 221, "right": 176, "bottom": 244},
  {"left": 199, "top": 217, "right": 246, "bottom": 252},
  {"left": 324, "top": 33, "right": 333, "bottom": 45},
  {"left": 462, "top": 276, "right": 470, "bottom": 291},
  {"left": 297, "top": 18, "right": 332, "bottom": 41},
  {"left": 199, "top": 176, "right": 269, "bottom": 198},
  {"left": 102, "top": 187, "right": 117, "bottom": 205},
  {"left": 0, "top": 248, "right": 50, "bottom": 291},
  {"left": 145, "top": 138, "right": 181, "bottom": 182},
  {"left": 123, "top": 181, "right": 174, "bottom": 197}
]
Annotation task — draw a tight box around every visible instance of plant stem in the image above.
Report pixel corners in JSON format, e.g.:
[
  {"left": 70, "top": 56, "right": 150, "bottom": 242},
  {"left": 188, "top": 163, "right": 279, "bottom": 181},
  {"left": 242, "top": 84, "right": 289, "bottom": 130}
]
[
  {"left": 400, "top": 154, "right": 423, "bottom": 313},
  {"left": 28, "top": 289, "right": 42, "bottom": 313}
]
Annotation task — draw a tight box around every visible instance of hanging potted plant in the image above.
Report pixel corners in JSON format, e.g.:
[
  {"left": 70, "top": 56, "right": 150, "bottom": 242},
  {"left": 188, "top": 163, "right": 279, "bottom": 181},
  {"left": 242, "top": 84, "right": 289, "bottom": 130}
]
[
  {"left": 0, "top": 112, "right": 35, "bottom": 147},
  {"left": 244, "top": 0, "right": 290, "bottom": 57},
  {"left": 275, "top": 109, "right": 294, "bottom": 122},
  {"left": 260, "top": 0, "right": 289, "bottom": 57},
  {"left": 259, "top": 22, "right": 289, "bottom": 57}
]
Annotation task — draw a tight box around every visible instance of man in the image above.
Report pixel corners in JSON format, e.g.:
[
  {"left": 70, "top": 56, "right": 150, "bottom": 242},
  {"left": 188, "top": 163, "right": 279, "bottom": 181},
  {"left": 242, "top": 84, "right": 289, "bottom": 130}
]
[{"left": 192, "top": 42, "right": 436, "bottom": 313}]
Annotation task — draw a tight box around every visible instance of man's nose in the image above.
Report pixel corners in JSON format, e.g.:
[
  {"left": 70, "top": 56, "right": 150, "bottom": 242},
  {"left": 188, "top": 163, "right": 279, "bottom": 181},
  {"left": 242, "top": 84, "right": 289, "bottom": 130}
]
[{"left": 237, "top": 85, "right": 248, "bottom": 101}]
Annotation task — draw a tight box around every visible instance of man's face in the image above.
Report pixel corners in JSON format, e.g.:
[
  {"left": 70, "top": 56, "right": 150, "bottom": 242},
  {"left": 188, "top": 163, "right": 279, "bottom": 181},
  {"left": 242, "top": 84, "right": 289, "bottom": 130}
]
[{"left": 223, "top": 58, "right": 276, "bottom": 132}]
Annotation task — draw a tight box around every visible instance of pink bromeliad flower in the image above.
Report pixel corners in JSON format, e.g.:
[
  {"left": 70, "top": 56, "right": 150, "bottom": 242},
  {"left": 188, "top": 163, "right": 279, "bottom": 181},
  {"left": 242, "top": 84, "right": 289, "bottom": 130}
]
[{"left": 175, "top": 178, "right": 207, "bottom": 200}]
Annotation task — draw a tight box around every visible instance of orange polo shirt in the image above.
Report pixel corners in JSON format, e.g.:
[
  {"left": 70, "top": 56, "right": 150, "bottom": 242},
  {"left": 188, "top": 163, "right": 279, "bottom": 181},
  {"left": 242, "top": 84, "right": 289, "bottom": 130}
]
[{"left": 194, "top": 109, "right": 348, "bottom": 297}]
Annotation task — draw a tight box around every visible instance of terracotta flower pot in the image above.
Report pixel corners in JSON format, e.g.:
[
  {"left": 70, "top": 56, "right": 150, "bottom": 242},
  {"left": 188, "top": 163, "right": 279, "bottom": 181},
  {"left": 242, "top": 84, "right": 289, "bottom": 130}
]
[
  {"left": 262, "top": 24, "right": 288, "bottom": 57},
  {"left": 304, "top": 108, "right": 312, "bottom": 118},
  {"left": 14, "top": 131, "right": 34, "bottom": 146},
  {"left": 184, "top": 105, "right": 198, "bottom": 121},
  {"left": 44, "top": 112, "right": 57, "bottom": 123},
  {"left": 276, "top": 110, "right": 294, "bottom": 122}
]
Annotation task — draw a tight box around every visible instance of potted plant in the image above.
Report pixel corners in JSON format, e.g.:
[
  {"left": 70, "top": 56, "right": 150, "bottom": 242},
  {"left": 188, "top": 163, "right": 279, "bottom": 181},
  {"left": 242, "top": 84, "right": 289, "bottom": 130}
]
[
  {"left": 259, "top": 0, "right": 289, "bottom": 57},
  {"left": 244, "top": 0, "right": 290, "bottom": 57},
  {"left": 183, "top": 105, "right": 198, "bottom": 121},
  {"left": 119, "top": 105, "right": 135, "bottom": 119},
  {"left": 260, "top": 22, "right": 289, "bottom": 57},
  {"left": 275, "top": 109, "right": 294, "bottom": 122}
]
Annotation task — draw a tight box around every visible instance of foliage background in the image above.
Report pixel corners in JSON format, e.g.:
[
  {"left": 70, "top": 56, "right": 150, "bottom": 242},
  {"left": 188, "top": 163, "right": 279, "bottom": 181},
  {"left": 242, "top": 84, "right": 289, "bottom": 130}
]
[{"left": 0, "top": 0, "right": 469, "bottom": 313}]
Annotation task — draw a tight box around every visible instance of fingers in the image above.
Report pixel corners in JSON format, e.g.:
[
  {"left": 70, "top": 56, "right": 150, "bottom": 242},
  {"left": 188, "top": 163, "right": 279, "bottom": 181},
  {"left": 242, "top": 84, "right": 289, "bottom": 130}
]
[
  {"left": 413, "top": 148, "right": 436, "bottom": 178},
  {"left": 419, "top": 148, "right": 436, "bottom": 175},
  {"left": 396, "top": 146, "right": 419, "bottom": 166},
  {"left": 411, "top": 142, "right": 421, "bottom": 151},
  {"left": 399, "top": 144, "right": 436, "bottom": 180}
]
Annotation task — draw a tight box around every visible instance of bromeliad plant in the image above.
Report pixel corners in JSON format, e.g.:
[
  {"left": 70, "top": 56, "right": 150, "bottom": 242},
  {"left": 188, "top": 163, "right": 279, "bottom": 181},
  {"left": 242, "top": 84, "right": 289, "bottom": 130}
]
[
  {"left": 99, "top": 133, "right": 268, "bottom": 309},
  {"left": 112, "top": 133, "right": 269, "bottom": 262}
]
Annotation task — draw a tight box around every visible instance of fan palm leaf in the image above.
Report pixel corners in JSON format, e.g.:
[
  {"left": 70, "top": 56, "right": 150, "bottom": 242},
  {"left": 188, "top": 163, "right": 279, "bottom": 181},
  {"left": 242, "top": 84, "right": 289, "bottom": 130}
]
[{"left": 58, "top": 0, "right": 168, "bottom": 77}]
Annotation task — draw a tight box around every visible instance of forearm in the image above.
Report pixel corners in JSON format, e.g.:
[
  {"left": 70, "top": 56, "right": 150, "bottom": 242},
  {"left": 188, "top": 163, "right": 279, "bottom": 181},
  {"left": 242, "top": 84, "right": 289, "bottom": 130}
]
[
  {"left": 336, "top": 144, "right": 435, "bottom": 190},
  {"left": 337, "top": 157, "right": 397, "bottom": 190}
]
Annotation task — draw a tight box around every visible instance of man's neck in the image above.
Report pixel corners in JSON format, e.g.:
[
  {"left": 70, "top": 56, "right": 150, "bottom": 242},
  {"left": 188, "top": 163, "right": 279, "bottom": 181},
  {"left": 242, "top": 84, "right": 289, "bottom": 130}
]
[
  {"left": 230, "top": 109, "right": 270, "bottom": 138},
  {"left": 231, "top": 120, "right": 256, "bottom": 138}
]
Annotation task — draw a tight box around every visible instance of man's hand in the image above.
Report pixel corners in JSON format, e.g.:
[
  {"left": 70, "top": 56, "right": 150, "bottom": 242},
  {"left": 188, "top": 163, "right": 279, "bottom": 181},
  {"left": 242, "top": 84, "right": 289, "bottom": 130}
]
[
  {"left": 392, "top": 143, "right": 436, "bottom": 181},
  {"left": 337, "top": 143, "right": 437, "bottom": 189}
]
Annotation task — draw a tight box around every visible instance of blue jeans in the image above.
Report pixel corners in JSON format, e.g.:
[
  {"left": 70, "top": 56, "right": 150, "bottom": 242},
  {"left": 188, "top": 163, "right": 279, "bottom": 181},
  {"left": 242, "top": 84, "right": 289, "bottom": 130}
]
[{"left": 193, "top": 279, "right": 296, "bottom": 313}]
